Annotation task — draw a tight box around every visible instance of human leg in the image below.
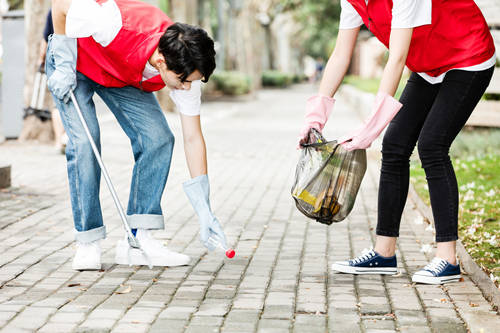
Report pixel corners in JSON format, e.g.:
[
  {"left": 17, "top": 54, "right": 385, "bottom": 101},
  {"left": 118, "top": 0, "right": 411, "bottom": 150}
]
[
  {"left": 374, "top": 73, "right": 440, "bottom": 255},
  {"left": 332, "top": 73, "right": 440, "bottom": 274},
  {"left": 96, "top": 86, "right": 188, "bottom": 267},
  {"left": 416, "top": 68, "right": 494, "bottom": 259},
  {"left": 96, "top": 86, "right": 175, "bottom": 230},
  {"left": 46, "top": 46, "right": 105, "bottom": 244}
]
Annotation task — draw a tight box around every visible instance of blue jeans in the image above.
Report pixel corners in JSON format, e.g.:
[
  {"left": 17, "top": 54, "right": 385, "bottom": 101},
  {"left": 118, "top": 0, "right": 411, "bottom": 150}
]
[{"left": 46, "top": 37, "right": 175, "bottom": 243}]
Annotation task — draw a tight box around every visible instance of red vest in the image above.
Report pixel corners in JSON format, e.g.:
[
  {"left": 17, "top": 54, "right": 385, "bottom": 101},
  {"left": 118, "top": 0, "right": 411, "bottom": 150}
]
[
  {"left": 76, "top": 0, "right": 173, "bottom": 92},
  {"left": 347, "top": 0, "right": 495, "bottom": 77}
]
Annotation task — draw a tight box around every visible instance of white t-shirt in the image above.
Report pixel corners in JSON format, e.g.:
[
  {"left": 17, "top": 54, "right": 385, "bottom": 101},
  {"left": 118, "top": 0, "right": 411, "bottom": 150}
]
[
  {"left": 339, "top": 0, "right": 496, "bottom": 84},
  {"left": 65, "top": 0, "right": 202, "bottom": 116}
]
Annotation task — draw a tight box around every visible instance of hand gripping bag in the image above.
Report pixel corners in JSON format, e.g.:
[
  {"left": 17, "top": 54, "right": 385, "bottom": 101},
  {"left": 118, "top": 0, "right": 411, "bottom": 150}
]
[{"left": 292, "top": 129, "right": 367, "bottom": 224}]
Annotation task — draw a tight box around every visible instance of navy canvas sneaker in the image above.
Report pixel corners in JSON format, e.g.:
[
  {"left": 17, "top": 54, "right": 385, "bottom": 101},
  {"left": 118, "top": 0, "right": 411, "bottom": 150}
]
[
  {"left": 331, "top": 249, "right": 398, "bottom": 275},
  {"left": 412, "top": 257, "right": 461, "bottom": 284}
]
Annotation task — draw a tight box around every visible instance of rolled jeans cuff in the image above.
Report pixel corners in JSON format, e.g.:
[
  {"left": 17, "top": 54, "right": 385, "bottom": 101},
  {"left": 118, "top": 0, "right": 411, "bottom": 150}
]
[
  {"left": 127, "top": 214, "right": 164, "bottom": 230},
  {"left": 75, "top": 226, "right": 106, "bottom": 243}
]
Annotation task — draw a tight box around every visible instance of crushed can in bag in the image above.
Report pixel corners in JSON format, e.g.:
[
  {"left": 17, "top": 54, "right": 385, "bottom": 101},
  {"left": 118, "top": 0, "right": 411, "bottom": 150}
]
[{"left": 292, "top": 129, "right": 367, "bottom": 224}]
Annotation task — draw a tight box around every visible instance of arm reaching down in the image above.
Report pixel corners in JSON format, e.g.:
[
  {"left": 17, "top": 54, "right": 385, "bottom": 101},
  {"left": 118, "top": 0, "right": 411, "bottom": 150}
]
[
  {"left": 175, "top": 85, "right": 228, "bottom": 250},
  {"left": 340, "top": 28, "right": 411, "bottom": 151},
  {"left": 298, "top": 27, "right": 359, "bottom": 146},
  {"left": 47, "top": 0, "right": 76, "bottom": 102},
  {"left": 179, "top": 116, "right": 228, "bottom": 250},
  {"left": 180, "top": 114, "right": 207, "bottom": 178}
]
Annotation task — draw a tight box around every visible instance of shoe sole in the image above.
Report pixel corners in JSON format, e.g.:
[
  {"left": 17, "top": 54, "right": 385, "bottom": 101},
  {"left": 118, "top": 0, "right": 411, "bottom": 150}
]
[
  {"left": 332, "top": 263, "right": 398, "bottom": 275},
  {"left": 412, "top": 274, "right": 461, "bottom": 285},
  {"left": 115, "top": 248, "right": 190, "bottom": 267},
  {"left": 72, "top": 263, "right": 101, "bottom": 271}
]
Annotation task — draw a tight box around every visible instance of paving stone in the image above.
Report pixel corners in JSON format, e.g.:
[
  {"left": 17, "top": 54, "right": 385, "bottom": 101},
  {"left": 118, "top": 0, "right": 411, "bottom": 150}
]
[
  {"left": 77, "top": 318, "right": 117, "bottom": 331},
  {"left": 232, "top": 294, "right": 265, "bottom": 309},
  {"left": 157, "top": 306, "right": 196, "bottom": 320},
  {"left": 194, "top": 302, "right": 230, "bottom": 316},
  {"left": 394, "top": 310, "right": 427, "bottom": 326},
  {"left": 189, "top": 316, "right": 224, "bottom": 326},
  {"left": 87, "top": 308, "right": 125, "bottom": 320},
  {"left": 362, "top": 316, "right": 396, "bottom": 331},
  {"left": 430, "top": 318, "right": 467, "bottom": 332},
  {"left": 38, "top": 322, "right": 78, "bottom": 333},
  {"left": 295, "top": 314, "right": 327, "bottom": 327},
  {"left": 121, "top": 307, "right": 161, "bottom": 324},
  {"left": 293, "top": 324, "right": 325, "bottom": 333},
  {"left": 49, "top": 311, "right": 86, "bottom": 323},
  {"left": 257, "top": 318, "right": 291, "bottom": 332},
  {"left": 0, "top": 311, "right": 17, "bottom": 321},
  {"left": 111, "top": 323, "right": 150, "bottom": 333},
  {"left": 297, "top": 302, "right": 327, "bottom": 313},
  {"left": 261, "top": 305, "right": 294, "bottom": 319},
  {"left": 149, "top": 319, "right": 187, "bottom": 333},
  {"left": 399, "top": 326, "right": 432, "bottom": 333},
  {"left": 185, "top": 325, "right": 220, "bottom": 333}
]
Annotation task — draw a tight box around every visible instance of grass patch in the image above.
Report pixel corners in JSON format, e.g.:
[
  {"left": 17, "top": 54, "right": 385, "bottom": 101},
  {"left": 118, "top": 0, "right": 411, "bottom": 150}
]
[
  {"left": 343, "top": 75, "right": 407, "bottom": 100},
  {"left": 410, "top": 129, "right": 500, "bottom": 285}
]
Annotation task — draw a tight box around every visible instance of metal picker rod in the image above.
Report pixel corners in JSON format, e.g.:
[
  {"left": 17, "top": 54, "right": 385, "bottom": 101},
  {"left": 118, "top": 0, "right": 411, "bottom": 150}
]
[{"left": 69, "top": 91, "right": 136, "bottom": 243}]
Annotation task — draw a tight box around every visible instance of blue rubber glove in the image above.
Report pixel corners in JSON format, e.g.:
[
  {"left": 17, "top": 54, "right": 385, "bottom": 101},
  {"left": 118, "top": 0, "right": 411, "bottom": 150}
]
[
  {"left": 183, "top": 174, "right": 228, "bottom": 250},
  {"left": 47, "top": 34, "right": 77, "bottom": 103}
]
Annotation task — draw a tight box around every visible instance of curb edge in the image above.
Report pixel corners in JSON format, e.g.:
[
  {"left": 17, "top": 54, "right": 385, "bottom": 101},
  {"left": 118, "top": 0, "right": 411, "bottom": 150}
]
[{"left": 408, "top": 184, "right": 500, "bottom": 313}]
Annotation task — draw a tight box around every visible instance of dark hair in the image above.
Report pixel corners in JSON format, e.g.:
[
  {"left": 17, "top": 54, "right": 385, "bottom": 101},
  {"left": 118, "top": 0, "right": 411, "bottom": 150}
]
[{"left": 158, "top": 23, "right": 216, "bottom": 83}]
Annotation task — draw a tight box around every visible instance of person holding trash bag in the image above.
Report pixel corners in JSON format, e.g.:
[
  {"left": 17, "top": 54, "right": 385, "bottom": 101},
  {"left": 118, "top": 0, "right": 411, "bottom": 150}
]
[
  {"left": 48, "top": 0, "right": 228, "bottom": 270},
  {"left": 298, "top": 0, "right": 495, "bottom": 284}
]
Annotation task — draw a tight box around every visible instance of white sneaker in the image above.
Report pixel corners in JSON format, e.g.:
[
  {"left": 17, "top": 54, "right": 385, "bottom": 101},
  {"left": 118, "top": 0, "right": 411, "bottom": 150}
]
[
  {"left": 72, "top": 241, "right": 101, "bottom": 271},
  {"left": 115, "top": 229, "right": 190, "bottom": 267}
]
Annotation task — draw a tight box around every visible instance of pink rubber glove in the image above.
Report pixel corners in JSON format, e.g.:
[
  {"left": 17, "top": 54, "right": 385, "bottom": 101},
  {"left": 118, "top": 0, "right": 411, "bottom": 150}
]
[
  {"left": 340, "top": 92, "right": 402, "bottom": 151},
  {"left": 298, "top": 94, "right": 335, "bottom": 148}
]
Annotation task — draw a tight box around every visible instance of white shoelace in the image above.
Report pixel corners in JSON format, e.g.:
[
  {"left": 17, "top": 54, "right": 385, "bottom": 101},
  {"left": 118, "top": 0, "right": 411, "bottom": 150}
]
[
  {"left": 351, "top": 248, "right": 376, "bottom": 264},
  {"left": 423, "top": 257, "right": 447, "bottom": 274}
]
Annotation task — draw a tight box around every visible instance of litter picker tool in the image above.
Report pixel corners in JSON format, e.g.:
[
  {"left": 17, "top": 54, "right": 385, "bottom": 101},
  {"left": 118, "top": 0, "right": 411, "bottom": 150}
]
[
  {"left": 69, "top": 91, "right": 152, "bottom": 269},
  {"left": 24, "top": 64, "right": 51, "bottom": 121}
]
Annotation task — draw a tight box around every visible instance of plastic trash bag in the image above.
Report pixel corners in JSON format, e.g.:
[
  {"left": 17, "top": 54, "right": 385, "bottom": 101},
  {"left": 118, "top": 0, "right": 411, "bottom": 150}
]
[{"left": 292, "top": 129, "right": 367, "bottom": 224}]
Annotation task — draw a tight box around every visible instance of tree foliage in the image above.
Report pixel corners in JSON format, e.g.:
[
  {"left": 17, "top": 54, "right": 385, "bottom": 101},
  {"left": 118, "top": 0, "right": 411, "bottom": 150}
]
[
  {"left": 7, "top": 0, "right": 23, "bottom": 10},
  {"left": 281, "top": 0, "right": 341, "bottom": 59}
]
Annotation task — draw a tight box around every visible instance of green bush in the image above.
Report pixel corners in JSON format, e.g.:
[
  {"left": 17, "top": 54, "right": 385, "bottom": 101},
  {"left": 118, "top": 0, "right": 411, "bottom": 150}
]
[
  {"left": 262, "top": 71, "right": 294, "bottom": 87},
  {"left": 292, "top": 74, "right": 308, "bottom": 83},
  {"left": 210, "top": 71, "right": 251, "bottom": 95},
  {"left": 484, "top": 93, "right": 500, "bottom": 101}
]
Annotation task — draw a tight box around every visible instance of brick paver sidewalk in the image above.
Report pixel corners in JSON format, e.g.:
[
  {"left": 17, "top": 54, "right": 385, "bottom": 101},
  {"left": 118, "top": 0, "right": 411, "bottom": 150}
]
[{"left": 0, "top": 84, "right": 498, "bottom": 332}]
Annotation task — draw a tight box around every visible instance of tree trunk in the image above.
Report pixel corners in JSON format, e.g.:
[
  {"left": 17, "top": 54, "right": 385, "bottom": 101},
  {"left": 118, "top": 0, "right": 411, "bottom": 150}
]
[
  {"left": 0, "top": 8, "right": 4, "bottom": 143},
  {"left": 170, "top": 0, "right": 197, "bottom": 24},
  {"left": 234, "top": 1, "right": 264, "bottom": 91},
  {"left": 19, "top": 0, "right": 53, "bottom": 143}
]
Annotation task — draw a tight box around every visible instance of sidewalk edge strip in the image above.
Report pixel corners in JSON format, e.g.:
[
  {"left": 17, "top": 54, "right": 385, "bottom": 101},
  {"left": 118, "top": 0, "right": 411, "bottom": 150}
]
[{"left": 408, "top": 184, "right": 500, "bottom": 312}]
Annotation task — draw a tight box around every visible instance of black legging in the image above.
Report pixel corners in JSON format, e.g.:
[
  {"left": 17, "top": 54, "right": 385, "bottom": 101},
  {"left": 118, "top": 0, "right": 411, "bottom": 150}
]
[{"left": 377, "top": 67, "right": 494, "bottom": 242}]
